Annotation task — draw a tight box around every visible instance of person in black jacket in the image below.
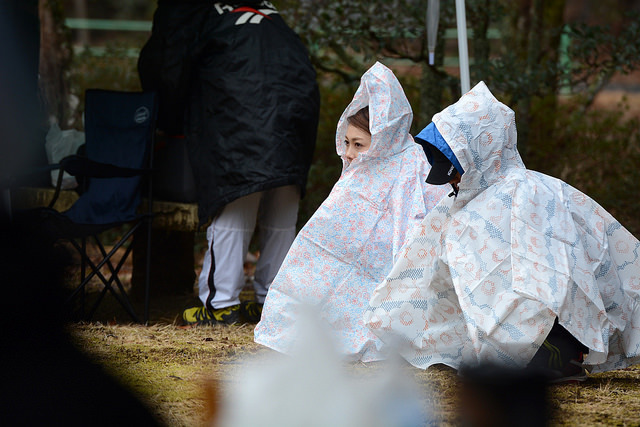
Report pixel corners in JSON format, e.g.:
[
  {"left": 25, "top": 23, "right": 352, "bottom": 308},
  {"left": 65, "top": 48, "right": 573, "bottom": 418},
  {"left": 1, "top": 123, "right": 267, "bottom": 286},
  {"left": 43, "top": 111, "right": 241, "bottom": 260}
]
[{"left": 138, "top": 0, "right": 320, "bottom": 325}]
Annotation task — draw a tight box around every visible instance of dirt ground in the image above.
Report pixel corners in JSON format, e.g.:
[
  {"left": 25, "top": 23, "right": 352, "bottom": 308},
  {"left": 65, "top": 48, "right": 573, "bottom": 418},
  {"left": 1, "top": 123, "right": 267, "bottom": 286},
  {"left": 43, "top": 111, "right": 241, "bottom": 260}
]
[{"left": 69, "top": 317, "right": 640, "bottom": 427}]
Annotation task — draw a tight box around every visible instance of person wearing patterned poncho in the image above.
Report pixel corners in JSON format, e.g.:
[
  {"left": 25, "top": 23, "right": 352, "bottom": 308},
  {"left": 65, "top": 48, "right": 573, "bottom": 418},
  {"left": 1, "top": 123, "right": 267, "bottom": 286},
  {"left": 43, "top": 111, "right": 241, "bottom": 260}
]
[
  {"left": 254, "top": 62, "right": 448, "bottom": 361},
  {"left": 365, "top": 81, "right": 640, "bottom": 379}
]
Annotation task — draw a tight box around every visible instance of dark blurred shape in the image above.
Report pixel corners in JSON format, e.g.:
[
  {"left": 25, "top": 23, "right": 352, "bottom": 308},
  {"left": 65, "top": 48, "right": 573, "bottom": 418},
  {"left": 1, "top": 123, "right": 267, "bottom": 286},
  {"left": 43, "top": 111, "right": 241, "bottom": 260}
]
[
  {"left": 458, "top": 364, "right": 553, "bottom": 427},
  {"left": 0, "top": 1, "right": 48, "bottom": 189},
  {"left": 0, "top": 218, "right": 163, "bottom": 425}
]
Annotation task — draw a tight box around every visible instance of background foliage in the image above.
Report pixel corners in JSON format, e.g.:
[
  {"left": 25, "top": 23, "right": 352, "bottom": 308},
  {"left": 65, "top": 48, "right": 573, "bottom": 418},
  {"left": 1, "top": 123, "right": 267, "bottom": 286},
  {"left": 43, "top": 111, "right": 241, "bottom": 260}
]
[
  {"left": 281, "top": 0, "right": 640, "bottom": 234},
  {"left": 44, "top": 0, "right": 640, "bottom": 235}
]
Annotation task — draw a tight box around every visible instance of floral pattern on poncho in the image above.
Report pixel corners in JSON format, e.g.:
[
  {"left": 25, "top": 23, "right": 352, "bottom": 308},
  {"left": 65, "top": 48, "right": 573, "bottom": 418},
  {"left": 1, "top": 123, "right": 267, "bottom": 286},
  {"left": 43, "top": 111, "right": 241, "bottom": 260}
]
[{"left": 254, "top": 62, "right": 448, "bottom": 361}]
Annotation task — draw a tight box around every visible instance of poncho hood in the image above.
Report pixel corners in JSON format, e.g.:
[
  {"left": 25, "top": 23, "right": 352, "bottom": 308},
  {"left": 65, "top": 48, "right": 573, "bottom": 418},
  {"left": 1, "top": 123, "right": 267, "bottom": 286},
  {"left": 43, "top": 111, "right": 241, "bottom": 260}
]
[
  {"left": 430, "top": 81, "right": 524, "bottom": 196},
  {"left": 336, "top": 62, "right": 415, "bottom": 167}
]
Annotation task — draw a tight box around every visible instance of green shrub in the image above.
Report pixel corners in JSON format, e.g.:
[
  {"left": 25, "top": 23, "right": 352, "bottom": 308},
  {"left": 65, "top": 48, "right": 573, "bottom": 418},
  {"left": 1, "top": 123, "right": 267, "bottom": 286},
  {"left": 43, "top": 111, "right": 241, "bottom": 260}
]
[{"left": 528, "top": 96, "right": 640, "bottom": 237}]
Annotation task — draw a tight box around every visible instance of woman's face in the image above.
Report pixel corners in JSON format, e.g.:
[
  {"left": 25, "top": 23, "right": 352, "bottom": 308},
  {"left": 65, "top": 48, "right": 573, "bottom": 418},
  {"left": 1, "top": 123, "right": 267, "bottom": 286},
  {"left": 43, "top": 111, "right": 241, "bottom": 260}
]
[{"left": 344, "top": 124, "right": 371, "bottom": 164}]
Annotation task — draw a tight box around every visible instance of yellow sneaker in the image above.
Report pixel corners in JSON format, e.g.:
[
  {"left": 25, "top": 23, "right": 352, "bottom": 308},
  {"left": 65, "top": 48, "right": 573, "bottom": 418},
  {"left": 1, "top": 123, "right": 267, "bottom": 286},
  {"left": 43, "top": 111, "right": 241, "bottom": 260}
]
[{"left": 182, "top": 304, "right": 240, "bottom": 326}]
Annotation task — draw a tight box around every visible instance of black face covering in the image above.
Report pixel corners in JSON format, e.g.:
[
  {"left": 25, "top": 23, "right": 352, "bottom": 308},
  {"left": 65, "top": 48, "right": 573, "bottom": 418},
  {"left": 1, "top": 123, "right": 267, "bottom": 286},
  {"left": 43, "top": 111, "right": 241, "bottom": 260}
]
[{"left": 420, "top": 142, "right": 458, "bottom": 186}]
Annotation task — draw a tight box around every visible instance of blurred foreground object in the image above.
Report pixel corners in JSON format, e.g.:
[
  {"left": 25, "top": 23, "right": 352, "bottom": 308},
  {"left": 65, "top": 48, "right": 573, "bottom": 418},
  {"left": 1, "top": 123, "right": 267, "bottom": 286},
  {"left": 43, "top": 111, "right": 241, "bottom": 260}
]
[
  {"left": 459, "top": 364, "right": 552, "bottom": 427},
  {"left": 0, "top": 218, "right": 161, "bottom": 425},
  {"left": 218, "top": 309, "right": 435, "bottom": 427}
]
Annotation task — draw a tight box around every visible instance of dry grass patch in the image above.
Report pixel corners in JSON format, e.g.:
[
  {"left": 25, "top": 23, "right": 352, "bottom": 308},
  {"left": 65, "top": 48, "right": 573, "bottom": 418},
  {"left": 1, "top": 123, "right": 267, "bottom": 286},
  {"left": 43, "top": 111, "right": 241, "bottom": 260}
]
[
  {"left": 69, "top": 322, "right": 265, "bottom": 426},
  {"left": 68, "top": 320, "right": 640, "bottom": 426}
]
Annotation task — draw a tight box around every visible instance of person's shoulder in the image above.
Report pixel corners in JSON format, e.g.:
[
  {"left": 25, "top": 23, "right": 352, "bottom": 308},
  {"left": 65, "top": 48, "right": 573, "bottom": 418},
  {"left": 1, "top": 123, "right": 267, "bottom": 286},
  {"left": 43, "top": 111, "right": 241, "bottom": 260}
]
[
  {"left": 488, "top": 167, "right": 528, "bottom": 193},
  {"left": 521, "top": 170, "right": 567, "bottom": 197}
]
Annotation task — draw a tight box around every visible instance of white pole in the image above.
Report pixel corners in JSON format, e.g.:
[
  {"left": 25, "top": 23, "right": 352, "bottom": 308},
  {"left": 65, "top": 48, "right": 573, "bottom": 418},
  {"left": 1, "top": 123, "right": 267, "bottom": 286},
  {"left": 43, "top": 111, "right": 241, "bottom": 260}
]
[{"left": 455, "top": 0, "right": 470, "bottom": 94}]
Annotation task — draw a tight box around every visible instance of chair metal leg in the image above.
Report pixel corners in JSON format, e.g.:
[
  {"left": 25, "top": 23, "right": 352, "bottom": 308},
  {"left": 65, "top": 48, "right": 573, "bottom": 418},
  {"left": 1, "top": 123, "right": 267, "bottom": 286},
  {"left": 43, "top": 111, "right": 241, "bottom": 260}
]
[
  {"left": 65, "top": 226, "right": 143, "bottom": 323},
  {"left": 90, "top": 235, "right": 140, "bottom": 322},
  {"left": 68, "top": 242, "right": 141, "bottom": 323}
]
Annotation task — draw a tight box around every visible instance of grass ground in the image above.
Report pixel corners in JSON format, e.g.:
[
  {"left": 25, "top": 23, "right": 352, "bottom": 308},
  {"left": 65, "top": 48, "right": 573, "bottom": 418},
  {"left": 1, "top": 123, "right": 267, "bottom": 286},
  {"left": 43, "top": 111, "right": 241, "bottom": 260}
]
[{"left": 67, "top": 285, "right": 640, "bottom": 427}]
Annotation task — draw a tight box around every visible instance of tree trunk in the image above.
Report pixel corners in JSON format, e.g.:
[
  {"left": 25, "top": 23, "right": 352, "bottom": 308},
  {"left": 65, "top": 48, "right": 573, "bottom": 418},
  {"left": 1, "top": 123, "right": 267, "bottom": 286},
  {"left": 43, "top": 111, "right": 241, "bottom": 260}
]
[
  {"left": 469, "top": 0, "right": 491, "bottom": 83},
  {"left": 38, "top": 0, "right": 72, "bottom": 126},
  {"left": 72, "top": 0, "right": 90, "bottom": 46},
  {"left": 527, "top": 0, "right": 566, "bottom": 166},
  {"left": 504, "top": 0, "right": 566, "bottom": 162}
]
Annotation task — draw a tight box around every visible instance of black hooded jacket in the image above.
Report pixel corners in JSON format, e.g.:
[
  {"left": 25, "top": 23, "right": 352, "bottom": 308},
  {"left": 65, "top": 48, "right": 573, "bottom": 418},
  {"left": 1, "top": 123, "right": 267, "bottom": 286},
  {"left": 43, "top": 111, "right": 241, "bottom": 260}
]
[{"left": 138, "top": 0, "right": 320, "bottom": 224}]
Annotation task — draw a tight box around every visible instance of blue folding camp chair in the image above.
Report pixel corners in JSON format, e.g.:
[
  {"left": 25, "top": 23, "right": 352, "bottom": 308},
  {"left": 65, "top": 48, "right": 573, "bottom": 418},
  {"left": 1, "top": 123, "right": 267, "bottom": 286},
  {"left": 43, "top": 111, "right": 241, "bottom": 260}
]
[{"left": 20, "top": 90, "right": 158, "bottom": 323}]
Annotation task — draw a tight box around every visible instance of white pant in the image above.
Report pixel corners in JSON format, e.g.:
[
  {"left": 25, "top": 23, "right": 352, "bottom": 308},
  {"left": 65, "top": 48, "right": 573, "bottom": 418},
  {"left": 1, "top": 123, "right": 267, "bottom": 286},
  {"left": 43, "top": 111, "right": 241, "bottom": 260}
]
[{"left": 198, "top": 185, "right": 299, "bottom": 309}]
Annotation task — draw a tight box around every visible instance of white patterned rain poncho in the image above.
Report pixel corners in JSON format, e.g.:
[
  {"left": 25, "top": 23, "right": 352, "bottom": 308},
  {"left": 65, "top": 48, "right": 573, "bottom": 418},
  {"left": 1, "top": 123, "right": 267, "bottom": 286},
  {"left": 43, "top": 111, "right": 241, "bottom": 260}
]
[
  {"left": 254, "top": 62, "right": 448, "bottom": 361},
  {"left": 365, "top": 81, "right": 640, "bottom": 373}
]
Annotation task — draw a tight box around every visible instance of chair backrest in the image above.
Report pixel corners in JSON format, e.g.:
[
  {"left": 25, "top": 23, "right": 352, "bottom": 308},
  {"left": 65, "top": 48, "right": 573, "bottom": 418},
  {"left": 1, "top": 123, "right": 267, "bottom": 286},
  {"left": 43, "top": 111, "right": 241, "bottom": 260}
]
[{"left": 64, "top": 90, "right": 157, "bottom": 225}]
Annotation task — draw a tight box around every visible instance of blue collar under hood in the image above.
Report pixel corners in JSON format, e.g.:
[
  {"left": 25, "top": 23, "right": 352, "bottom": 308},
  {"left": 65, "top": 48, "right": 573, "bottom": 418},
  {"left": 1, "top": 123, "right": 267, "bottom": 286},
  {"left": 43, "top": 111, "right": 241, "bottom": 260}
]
[{"left": 415, "top": 122, "right": 464, "bottom": 176}]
